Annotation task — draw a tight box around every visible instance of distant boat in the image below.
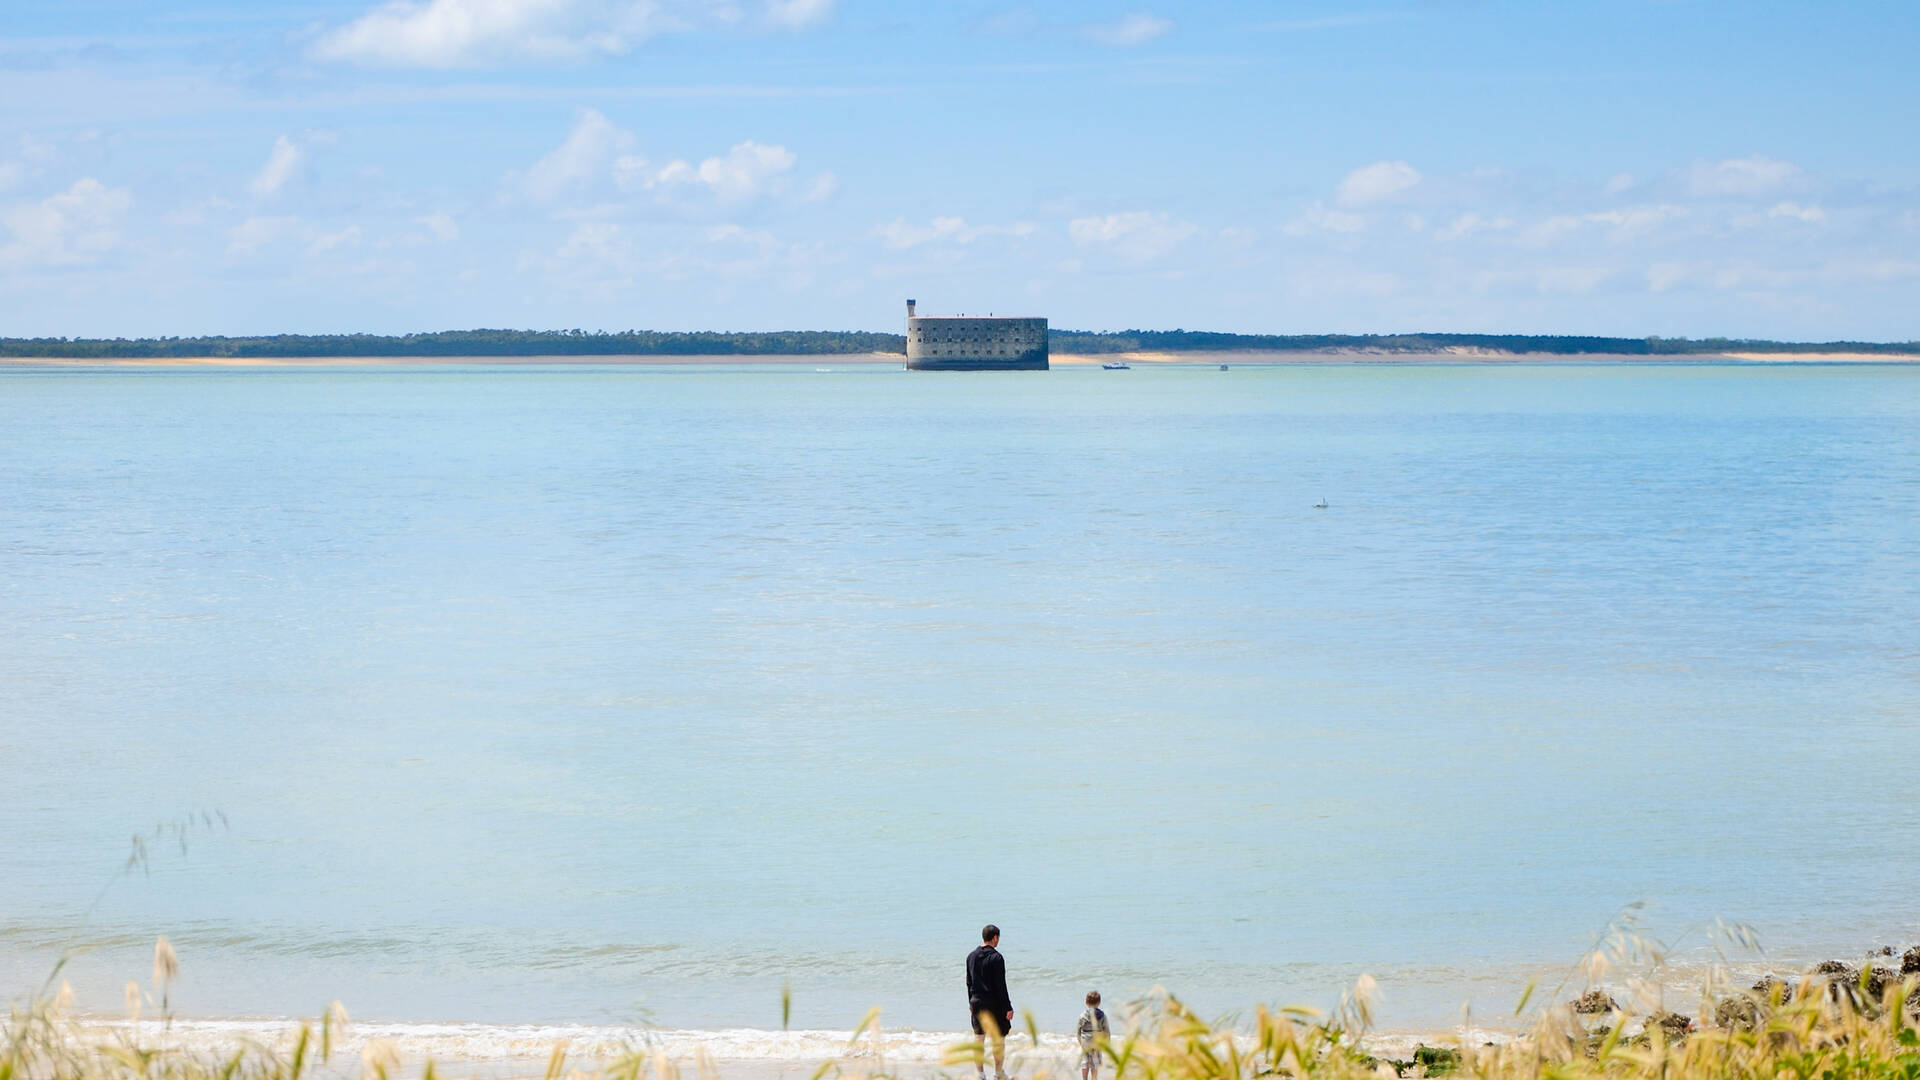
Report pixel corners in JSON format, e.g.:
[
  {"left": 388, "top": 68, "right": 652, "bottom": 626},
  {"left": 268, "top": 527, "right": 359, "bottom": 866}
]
[
  {"left": 1220, "top": 364, "right": 1229, "bottom": 371},
  {"left": 1102, "top": 361, "right": 1131, "bottom": 370},
  {"left": 1313, "top": 498, "right": 1329, "bottom": 510}
]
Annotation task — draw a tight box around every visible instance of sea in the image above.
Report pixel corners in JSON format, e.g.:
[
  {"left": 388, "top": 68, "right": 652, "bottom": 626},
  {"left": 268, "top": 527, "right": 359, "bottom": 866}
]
[{"left": 2, "top": 361, "right": 1917, "bottom": 1066}]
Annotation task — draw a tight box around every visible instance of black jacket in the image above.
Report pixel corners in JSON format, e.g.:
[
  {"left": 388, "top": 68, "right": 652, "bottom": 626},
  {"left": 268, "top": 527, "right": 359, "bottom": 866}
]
[{"left": 966, "top": 944, "right": 1011, "bottom": 1014}]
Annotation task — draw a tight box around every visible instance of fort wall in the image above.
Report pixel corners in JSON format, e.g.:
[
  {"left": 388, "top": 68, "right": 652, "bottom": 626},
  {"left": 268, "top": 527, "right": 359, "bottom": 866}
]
[{"left": 904, "top": 304, "right": 1048, "bottom": 371}]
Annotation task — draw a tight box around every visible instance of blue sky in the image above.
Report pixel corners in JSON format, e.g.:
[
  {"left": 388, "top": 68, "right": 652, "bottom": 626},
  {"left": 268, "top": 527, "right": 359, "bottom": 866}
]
[{"left": 2, "top": 0, "right": 1917, "bottom": 338}]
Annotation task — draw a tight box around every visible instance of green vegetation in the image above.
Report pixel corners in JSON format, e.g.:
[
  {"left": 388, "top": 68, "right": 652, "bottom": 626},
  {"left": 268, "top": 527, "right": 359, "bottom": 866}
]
[{"left": 2, "top": 329, "right": 1916, "bottom": 359}]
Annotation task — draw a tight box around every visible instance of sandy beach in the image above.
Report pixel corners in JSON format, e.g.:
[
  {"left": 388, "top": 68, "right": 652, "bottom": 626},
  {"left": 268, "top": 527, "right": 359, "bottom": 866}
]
[{"left": 39, "top": 1012, "right": 1530, "bottom": 1080}]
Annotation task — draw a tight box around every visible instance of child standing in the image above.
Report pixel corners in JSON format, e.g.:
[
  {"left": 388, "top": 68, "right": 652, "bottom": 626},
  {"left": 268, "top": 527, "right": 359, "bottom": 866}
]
[{"left": 1076, "top": 991, "right": 1110, "bottom": 1080}]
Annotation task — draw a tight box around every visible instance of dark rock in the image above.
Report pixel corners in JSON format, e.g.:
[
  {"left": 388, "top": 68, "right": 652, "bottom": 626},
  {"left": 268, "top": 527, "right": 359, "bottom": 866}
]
[
  {"left": 1903, "top": 946, "right": 1920, "bottom": 975},
  {"left": 1571, "top": 990, "right": 1617, "bottom": 1015},
  {"left": 1865, "top": 966, "right": 1899, "bottom": 999},
  {"left": 1713, "top": 996, "right": 1758, "bottom": 1030},
  {"left": 1813, "top": 961, "right": 1861, "bottom": 1003},
  {"left": 1880, "top": 946, "right": 1895, "bottom": 956},
  {"left": 1646, "top": 1011, "right": 1691, "bottom": 1040},
  {"left": 1752, "top": 976, "right": 1794, "bottom": 1002}
]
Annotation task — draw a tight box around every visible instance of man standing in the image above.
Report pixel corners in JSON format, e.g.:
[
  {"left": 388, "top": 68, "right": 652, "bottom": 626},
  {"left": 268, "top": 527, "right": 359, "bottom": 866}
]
[{"left": 966, "top": 924, "right": 1013, "bottom": 1080}]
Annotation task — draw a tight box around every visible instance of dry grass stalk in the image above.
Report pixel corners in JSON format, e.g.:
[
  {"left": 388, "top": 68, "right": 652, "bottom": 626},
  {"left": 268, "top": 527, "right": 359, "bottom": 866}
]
[{"left": 9, "top": 963, "right": 1920, "bottom": 1080}]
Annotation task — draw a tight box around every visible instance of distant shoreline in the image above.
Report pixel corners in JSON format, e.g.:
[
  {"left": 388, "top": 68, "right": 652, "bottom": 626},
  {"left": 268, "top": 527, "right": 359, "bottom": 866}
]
[
  {"left": 4, "top": 349, "right": 1918, "bottom": 367},
  {"left": 1052, "top": 349, "right": 1920, "bottom": 365},
  {"left": 6, "top": 329, "right": 1919, "bottom": 364}
]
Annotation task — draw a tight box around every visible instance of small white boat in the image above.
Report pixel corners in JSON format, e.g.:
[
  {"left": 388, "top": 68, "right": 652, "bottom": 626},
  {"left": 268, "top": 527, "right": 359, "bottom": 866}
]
[{"left": 1101, "top": 361, "right": 1131, "bottom": 370}]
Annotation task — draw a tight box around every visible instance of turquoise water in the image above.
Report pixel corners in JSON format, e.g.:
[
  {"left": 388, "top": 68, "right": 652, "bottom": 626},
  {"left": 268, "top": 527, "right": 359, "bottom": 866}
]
[{"left": 2, "top": 362, "right": 1918, "bottom": 1039}]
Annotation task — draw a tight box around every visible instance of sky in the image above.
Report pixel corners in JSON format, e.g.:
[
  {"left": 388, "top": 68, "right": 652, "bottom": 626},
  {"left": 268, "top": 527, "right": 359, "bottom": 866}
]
[{"left": 2, "top": 0, "right": 1917, "bottom": 339}]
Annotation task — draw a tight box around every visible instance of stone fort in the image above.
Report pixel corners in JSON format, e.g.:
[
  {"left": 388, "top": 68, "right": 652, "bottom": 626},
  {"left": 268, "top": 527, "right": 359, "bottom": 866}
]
[{"left": 903, "top": 300, "right": 1048, "bottom": 371}]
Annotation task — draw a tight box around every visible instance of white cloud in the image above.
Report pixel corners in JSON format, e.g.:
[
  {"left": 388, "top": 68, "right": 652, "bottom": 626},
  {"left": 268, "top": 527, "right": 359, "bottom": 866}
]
[
  {"left": 417, "top": 211, "right": 461, "bottom": 241},
  {"left": 1586, "top": 203, "right": 1685, "bottom": 240},
  {"left": 540, "top": 220, "right": 639, "bottom": 278},
  {"left": 1068, "top": 210, "right": 1196, "bottom": 265},
  {"left": 1684, "top": 155, "right": 1803, "bottom": 197},
  {"left": 315, "top": 0, "right": 653, "bottom": 67},
  {"left": 1438, "top": 212, "right": 1512, "bottom": 240},
  {"left": 1335, "top": 160, "right": 1419, "bottom": 207},
  {"left": 609, "top": 152, "right": 655, "bottom": 195},
  {"left": 513, "top": 114, "right": 804, "bottom": 213},
  {"left": 1514, "top": 205, "right": 1683, "bottom": 248},
  {"left": 801, "top": 171, "right": 838, "bottom": 204},
  {"left": 222, "top": 207, "right": 370, "bottom": 261},
  {"left": 0, "top": 161, "right": 21, "bottom": 193},
  {"left": 1585, "top": 206, "right": 1662, "bottom": 230},
  {"left": 875, "top": 216, "right": 1036, "bottom": 250},
  {"left": 0, "top": 178, "right": 131, "bottom": 269},
  {"left": 651, "top": 141, "right": 796, "bottom": 203},
  {"left": 314, "top": 0, "right": 832, "bottom": 67},
  {"left": 1768, "top": 201, "right": 1826, "bottom": 224},
  {"left": 518, "top": 109, "right": 635, "bottom": 204},
  {"left": 764, "top": 0, "right": 833, "bottom": 30},
  {"left": 1086, "top": 13, "right": 1171, "bottom": 46},
  {"left": 251, "top": 135, "right": 306, "bottom": 198},
  {"left": 1604, "top": 172, "right": 1636, "bottom": 195}
]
